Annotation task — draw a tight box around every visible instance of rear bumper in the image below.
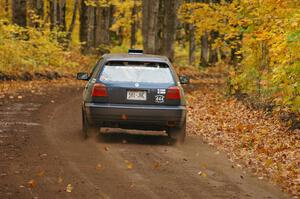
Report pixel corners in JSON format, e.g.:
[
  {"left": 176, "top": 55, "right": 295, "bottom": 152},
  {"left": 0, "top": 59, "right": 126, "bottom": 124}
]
[{"left": 84, "top": 103, "right": 186, "bottom": 130}]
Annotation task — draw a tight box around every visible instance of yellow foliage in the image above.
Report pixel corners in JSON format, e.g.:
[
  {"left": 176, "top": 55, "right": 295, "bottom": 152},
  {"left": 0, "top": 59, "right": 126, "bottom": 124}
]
[
  {"left": 179, "top": 0, "right": 300, "bottom": 114},
  {"left": 0, "top": 21, "right": 81, "bottom": 74},
  {"left": 110, "top": 0, "right": 142, "bottom": 46}
]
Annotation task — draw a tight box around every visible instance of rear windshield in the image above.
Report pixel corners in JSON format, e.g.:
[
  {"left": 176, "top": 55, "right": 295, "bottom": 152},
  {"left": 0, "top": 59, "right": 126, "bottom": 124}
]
[{"left": 99, "top": 62, "right": 174, "bottom": 84}]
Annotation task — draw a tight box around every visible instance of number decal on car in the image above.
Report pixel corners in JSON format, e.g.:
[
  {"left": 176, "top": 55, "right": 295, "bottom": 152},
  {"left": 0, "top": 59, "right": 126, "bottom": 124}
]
[{"left": 155, "top": 95, "right": 165, "bottom": 103}]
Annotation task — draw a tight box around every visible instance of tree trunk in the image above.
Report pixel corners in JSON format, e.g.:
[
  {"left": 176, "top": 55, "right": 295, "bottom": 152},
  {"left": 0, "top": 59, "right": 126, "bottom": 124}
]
[
  {"left": 36, "top": 0, "right": 44, "bottom": 17},
  {"left": 155, "top": 0, "right": 165, "bottom": 53},
  {"left": 161, "top": 0, "right": 178, "bottom": 61},
  {"left": 57, "top": 0, "right": 66, "bottom": 31},
  {"left": 198, "top": 0, "right": 220, "bottom": 67},
  {"left": 88, "top": 6, "right": 96, "bottom": 52},
  {"left": 142, "top": 0, "right": 149, "bottom": 51},
  {"left": 189, "top": 24, "right": 196, "bottom": 65},
  {"left": 200, "top": 32, "right": 209, "bottom": 67},
  {"left": 5, "top": 0, "right": 9, "bottom": 16},
  {"left": 117, "top": 27, "right": 123, "bottom": 45},
  {"left": 29, "top": 0, "right": 44, "bottom": 17},
  {"left": 67, "top": 0, "right": 79, "bottom": 42},
  {"left": 80, "top": 0, "right": 90, "bottom": 54},
  {"left": 142, "top": 0, "right": 159, "bottom": 54},
  {"left": 94, "top": 5, "right": 111, "bottom": 50},
  {"left": 12, "top": 0, "right": 27, "bottom": 27},
  {"left": 142, "top": 0, "right": 178, "bottom": 60},
  {"left": 130, "top": 1, "right": 138, "bottom": 49},
  {"left": 50, "top": 0, "right": 58, "bottom": 29},
  {"left": 208, "top": 30, "right": 219, "bottom": 65},
  {"left": 80, "top": 0, "right": 95, "bottom": 54}
]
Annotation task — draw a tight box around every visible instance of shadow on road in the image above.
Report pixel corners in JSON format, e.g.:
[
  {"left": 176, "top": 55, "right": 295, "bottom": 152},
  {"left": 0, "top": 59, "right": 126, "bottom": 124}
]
[{"left": 96, "top": 131, "right": 176, "bottom": 146}]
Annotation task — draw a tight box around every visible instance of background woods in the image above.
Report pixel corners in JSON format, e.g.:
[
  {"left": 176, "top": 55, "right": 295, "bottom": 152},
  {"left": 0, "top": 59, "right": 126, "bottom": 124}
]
[
  {"left": 0, "top": 1, "right": 300, "bottom": 197},
  {"left": 0, "top": 0, "right": 299, "bottom": 119}
]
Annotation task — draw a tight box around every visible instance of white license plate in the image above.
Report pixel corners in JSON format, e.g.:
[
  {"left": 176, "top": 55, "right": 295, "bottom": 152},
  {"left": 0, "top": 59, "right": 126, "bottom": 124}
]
[{"left": 127, "top": 90, "right": 147, "bottom": 101}]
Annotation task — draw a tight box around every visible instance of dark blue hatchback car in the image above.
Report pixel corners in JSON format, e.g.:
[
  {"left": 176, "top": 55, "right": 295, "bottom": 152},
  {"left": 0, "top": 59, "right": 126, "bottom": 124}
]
[{"left": 77, "top": 50, "right": 189, "bottom": 143}]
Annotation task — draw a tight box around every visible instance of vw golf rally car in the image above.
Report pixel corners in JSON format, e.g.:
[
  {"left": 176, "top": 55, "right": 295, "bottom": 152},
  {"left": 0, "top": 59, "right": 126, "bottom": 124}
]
[{"left": 77, "top": 50, "right": 189, "bottom": 143}]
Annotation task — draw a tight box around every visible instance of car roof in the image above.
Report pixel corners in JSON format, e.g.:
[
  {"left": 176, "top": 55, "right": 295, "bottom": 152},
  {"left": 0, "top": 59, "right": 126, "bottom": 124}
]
[{"left": 102, "top": 53, "right": 170, "bottom": 63}]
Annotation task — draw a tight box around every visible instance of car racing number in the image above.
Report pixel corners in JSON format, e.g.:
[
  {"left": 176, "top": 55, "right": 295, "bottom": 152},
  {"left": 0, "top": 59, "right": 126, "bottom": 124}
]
[
  {"left": 155, "top": 95, "right": 165, "bottom": 104},
  {"left": 155, "top": 89, "right": 166, "bottom": 104}
]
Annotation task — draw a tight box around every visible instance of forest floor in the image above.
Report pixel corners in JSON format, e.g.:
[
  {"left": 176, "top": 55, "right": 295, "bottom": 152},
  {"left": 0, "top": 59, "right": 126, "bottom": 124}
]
[
  {"left": 0, "top": 68, "right": 298, "bottom": 198},
  {"left": 185, "top": 67, "right": 300, "bottom": 197}
]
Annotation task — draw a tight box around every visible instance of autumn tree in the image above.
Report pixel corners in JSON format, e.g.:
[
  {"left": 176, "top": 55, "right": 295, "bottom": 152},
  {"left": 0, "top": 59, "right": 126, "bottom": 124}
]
[
  {"left": 29, "top": 0, "right": 44, "bottom": 18},
  {"left": 28, "top": 0, "right": 44, "bottom": 27},
  {"left": 161, "top": 0, "right": 179, "bottom": 61},
  {"left": 80, "top": 0, "right": 95, "bottom": 54},
  {"left": 180, "top": 0, "right": 300, "bottom": 115},
  {"left": 50, "top": 0, "right": 58, "bottom": 29},
  {"left": 94, "top": 3, "right": 114, "bottom": 53},
  {"left": 12, "top": 0, "right": 27, "bottom": 27},
  {"left": 66, "top": 0, "right": 79, "bottom": 42},
  {"left": 130, "top": 1, "right": 138, "bottom": 48},
  {"left": 5, "top": 0, "right": 9, "bottom": 17},
  {"left": 58, "top": 0, "right": 67, "bottom": 31},
  {"left": 50, "top": 0, "right": 67, "bottom": 31},
  {"left": 142, "top": 0, "right": 179, "bottom": 60},
  {"left": 188, "top": 15, "right": 196, "bottom": 64},
  {"left": 80, "top": 0, "right": 114, "bottom": 54}
]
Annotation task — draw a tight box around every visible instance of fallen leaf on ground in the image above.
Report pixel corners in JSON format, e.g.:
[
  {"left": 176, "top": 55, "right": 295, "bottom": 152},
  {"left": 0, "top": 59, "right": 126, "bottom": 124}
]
[
  {"left": 28, "top": 179, "right": 37, "bottom": 188},
  {"left": 66, "top": 184, "right": 73, "bottom": 193},
  {"left": 39, "top": 153, "right": 47, "bottom": 158},
  {"left": 124, "top": 160, "right": 133, "bottom": 170},
  {"left": 127, "top": 163, "right": 133, "bottom": 170},
  {"left": 153, "top": 162, "right": 161, "bottom": 169},
  {"left": 58, "top": 177, "right": 63, "bottom": 183},
  {"left": 198, "top": 171, "right": 207, "bottom": 177},
  {"left": 96, "top": 164, "right": 103, "bottom": 170},
  {"left": 186, "top": 68, "right": 300, "bottom": 195}
]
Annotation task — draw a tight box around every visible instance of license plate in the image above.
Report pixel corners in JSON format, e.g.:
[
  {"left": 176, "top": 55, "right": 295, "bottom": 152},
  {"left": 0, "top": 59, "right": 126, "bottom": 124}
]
[{"left": 127, "top": 90, "right": 147, "bottom": 101}]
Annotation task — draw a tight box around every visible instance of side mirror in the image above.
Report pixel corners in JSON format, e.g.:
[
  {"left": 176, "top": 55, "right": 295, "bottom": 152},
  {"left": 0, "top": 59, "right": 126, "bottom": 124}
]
[
  {"left": 179, "top": 75, "right": 190, "bottom": 85},
  {"left": 77, "top": 72, "right": 89, "bottom": 81}
]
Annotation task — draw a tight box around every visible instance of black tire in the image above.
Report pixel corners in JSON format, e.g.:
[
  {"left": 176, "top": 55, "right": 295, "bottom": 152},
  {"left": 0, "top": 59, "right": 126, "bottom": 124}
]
[
  {"left": 82, "top": 109, "right": 89, "bottom": 139},
  {"left": 82, "top": 109, "right": 99, "bottom": 139},
  {"left": 168, "top": 118, "right": 186, "bottom": 144}
]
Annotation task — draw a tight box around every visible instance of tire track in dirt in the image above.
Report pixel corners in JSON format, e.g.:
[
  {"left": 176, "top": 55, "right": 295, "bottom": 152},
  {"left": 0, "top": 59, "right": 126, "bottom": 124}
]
[{"left": 0, "top": 85, "right": 289, "bottom": 199}]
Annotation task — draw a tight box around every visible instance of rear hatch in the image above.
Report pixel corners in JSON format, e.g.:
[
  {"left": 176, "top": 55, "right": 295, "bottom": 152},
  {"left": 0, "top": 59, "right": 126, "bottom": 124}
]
[{"left": 95, "top": 61, "right": 180, "bottom": 106}]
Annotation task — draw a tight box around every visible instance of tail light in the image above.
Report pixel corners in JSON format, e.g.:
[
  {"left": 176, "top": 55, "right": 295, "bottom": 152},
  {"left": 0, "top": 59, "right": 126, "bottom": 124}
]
[
  {"left": 92, "top": 83, "right": 108, "bottom": 97},
  {"left": 166, "top": 86, "right": 181, "bottom": 100}
]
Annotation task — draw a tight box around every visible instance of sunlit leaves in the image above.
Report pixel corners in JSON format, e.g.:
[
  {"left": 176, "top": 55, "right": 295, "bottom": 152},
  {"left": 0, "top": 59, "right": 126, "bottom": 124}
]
[
  {"left": 109, "top": 0, "right": 141, "bottom": 42},
  {"left": 66, "top": 184, "right": 73, "bottom": 193},
  {"left": 0, "top": 21, "right": 81, "bottom": 74},
  {"left": 179, "top": 0, "right": 300, "bottom": 115}
]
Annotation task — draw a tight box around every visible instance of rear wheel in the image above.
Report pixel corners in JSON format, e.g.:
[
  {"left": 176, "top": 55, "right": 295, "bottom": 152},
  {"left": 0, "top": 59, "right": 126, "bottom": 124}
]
[
  {"left": 82, "top": 109, "right": 97, "bottom": 139},
  {"left": 167, "top": 118, "right": 186, "bottom": 144}
]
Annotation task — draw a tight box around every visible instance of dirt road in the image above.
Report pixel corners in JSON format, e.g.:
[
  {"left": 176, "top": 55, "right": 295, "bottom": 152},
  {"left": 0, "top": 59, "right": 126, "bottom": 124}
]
[{"left": 0, "top": 85, "right": 289, "bottom": 199}]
